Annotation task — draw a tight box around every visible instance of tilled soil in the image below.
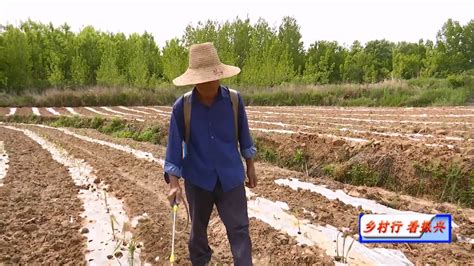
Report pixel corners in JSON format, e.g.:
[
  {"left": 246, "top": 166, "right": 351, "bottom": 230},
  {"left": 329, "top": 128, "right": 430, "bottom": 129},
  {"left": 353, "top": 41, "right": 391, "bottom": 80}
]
[
  {"left": 0, "top": 127, "right": 86, "bottom": 264},
  {"left": 31, "top": 105, "right": 474, "bottom": 150},
  {"left": 47, "top": 126, "right": 474, "bottom": 264},
  {"left": 253, "top": 131, "right": 474, "bottom": 202},
  {"left": 135, "top": 113, "right": 472, "bottom": 208},
  {"left": 0, "top": 108, "right": 9, "bottom": 116},
  {"left": 22, "top": 124, "right": 333, "bottom": 265},
  {"left": 22, "top": 124, "right": 190, "bottom": 265},
  {"left": 51, "top": 107, "right": 72, "bottom": 116},
  {"left": 68, "top": 127, "right": 474, "bottom": 225},
  {"left": 74, "top": 107, "right": 106, "bottom": 117},
  {"left": 14, "top": 107, "right": 33, "bottom": 116},
  {"left": 246, "top": 112, "right": 473, "bottom": 141}
]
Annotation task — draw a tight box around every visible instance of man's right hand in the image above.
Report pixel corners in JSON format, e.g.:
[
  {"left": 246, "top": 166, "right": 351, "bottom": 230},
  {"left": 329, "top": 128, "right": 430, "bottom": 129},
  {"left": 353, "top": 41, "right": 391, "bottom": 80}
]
[{"left": 168, "top": 175, "right": 183, "bottom": 206}]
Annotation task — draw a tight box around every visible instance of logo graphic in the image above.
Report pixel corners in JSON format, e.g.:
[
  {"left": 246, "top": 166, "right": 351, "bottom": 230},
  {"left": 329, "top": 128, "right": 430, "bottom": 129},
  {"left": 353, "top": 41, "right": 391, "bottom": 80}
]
[
  {"left": 213, "top": 68, "right": 224, "bottom": 76},
  {"left": 359, "top": 214, "right": 452, "bottom": 243}
]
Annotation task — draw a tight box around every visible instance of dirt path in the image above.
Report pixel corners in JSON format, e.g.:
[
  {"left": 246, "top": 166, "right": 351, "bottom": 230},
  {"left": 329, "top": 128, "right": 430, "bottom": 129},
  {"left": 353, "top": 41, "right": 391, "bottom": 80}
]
[
  {"left": 0, "top": 127, "right": 86, "bottom": 264},
  {"left": 23, "top": 124, "right": 333, "bottom": 265}
]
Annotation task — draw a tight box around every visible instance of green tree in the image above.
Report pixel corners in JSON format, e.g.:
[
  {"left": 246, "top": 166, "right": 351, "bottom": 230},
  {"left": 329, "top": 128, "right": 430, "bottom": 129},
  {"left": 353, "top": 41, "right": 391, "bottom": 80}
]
[
  {"left": 70, "top": 53, "right": 89, "bottom": 86},
  {"left": 127, "top": 34, "right": 149, "bottom": 88},
  {"left": 20, "top": 20, "right": 49, "bottom": 88},
  {"left": 463, "top": 20, "right": 474, "bottom": 70},
  {"left": 392, "top": 41, "right": 426, "bottom": 79},
  {"left": 162, "top": 38, "right": 188, "bottom": 83},
  {"left": 363, "top": 39, "right": 394, "bottom": 82},
  {"left": 47, "top": 52, "right": 64, "bottom": 87},
  {"left": 242, "top": 19, "right": 294, "bottom": 86},
  {"left": 112, "top": 32, "right": 131, "bottom": 80},
  {"left": 342, "top": 41, "right": 367, "bottom": 83},
  {"left": 304, "top": 41, "right": 346, "bottom": 84},
  {"left": 42, "top": 23, "right": 75, "bottom": 88},
  {"left": 1, "top": 25, "right": 32, "bottom": 91},
  {"left": 96, "top": 38, "right": 124, "bottom": 87},
  {"left": 278, "top": 16, "right": 305, "bottom": 74},
  {"left": 140, "top": 32, "right": 162, "bottom": 86},
  {"left": 75, "top": 26, "right": 101, "bottom": 84},
  {"left": 241, "top": 19, "right": 274, "bottom": 85},
  {"left": 231, "top": 17, "right": 252, "bottom": 69},
  {"left": 424, "top": 19, "right": 473, "bottom": 77},
  {"left": 184, "top": 20, "right": 218, "bottom": 46}
]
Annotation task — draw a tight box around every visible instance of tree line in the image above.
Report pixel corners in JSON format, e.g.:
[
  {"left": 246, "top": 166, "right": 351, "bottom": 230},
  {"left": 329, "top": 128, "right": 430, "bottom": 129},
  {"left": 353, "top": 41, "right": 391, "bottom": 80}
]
[{"left": 0, "top": 17, "right": 472, "bottom": 93}]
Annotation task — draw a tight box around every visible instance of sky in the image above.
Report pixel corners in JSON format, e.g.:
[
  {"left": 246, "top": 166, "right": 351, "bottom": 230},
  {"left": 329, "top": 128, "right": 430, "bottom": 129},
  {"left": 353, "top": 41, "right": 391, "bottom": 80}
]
[{"left": 1, "top": 0, "right": 473, "bottom": 48}]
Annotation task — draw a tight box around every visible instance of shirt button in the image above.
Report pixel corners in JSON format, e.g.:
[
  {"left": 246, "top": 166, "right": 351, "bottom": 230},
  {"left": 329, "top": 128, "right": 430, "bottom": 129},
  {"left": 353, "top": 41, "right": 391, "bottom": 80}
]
[{"left": 211, "top": 136, "right": 214, "bottom": 140}]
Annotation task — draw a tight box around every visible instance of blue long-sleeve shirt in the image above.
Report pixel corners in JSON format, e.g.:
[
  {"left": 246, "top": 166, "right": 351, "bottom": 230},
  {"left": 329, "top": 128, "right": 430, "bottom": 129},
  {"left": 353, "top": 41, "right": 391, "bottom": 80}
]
[{"left": 164, "top": 86, "right": 257, "bottom": 192}]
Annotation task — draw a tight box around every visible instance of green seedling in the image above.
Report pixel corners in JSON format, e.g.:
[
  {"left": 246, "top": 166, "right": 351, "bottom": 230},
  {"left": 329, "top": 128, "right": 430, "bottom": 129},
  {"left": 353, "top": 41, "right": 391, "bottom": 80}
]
[
  {"left": 128, "top": 237, "right": 138, "bottom": 266},
  {"left": 293, "top": 208, "right": 302, "bottom": 235},
  {"left": 104, "top": 190, "right": 109, "bottom": 213},
  {"left": 345, "top": 236, "right": 355, "bottom": 262},
  {"left": 110, "top": 214, "right": 120, "bottom": 240},
  {"left": 112, "top": 238, "right": 124, "bottom": 260},
  {"left": 335, "top": 231, "right": 355, "bottom": 263}
]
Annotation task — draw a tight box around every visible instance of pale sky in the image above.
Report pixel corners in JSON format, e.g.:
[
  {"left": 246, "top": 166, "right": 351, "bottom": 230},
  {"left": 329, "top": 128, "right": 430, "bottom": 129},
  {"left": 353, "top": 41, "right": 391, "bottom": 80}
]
[{"left": 1, "top": 0, "right": 473, "bottom": 48}]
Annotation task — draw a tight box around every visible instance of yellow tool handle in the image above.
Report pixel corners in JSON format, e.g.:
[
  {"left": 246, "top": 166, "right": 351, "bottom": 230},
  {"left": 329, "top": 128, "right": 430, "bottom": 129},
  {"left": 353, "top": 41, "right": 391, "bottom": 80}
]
[{"left": 170, "top": 203, "right": 179, "bottom": 264}]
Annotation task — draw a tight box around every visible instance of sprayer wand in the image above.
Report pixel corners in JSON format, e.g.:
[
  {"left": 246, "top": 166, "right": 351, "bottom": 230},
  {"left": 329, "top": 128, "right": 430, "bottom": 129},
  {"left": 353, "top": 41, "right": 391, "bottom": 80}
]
[{"left": 170, "top": 202, "right": 178, "bottom": 265}]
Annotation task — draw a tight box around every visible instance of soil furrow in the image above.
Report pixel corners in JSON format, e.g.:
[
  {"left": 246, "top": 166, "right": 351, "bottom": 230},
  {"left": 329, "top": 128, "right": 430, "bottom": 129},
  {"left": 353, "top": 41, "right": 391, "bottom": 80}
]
[{"left": 0, "top": 127, "right": 86, "bottom": 265}]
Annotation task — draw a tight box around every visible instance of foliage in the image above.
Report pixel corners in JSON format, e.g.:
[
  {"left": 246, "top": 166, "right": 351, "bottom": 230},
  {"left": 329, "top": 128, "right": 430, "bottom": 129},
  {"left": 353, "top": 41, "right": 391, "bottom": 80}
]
[
  {"left": 0, "top": 75, "right": 472, "bottom": 107},
  {"left": 1, "top": 18, "right": 472, "bottom": 92},
  {"left": 344, "top": 164, "right": 380, "bottom": 186},
  {"left": 413, "top": 162, "right": 472, "bottom": 206}
]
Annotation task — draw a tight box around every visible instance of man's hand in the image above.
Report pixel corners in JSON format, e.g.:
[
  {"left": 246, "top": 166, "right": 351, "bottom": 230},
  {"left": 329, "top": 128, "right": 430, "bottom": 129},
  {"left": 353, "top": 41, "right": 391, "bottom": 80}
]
[
  {"left": 168, "top": 175, "right": 183, "bottom": 206},
  {"left": 245, "top": 159, "right": 257, "bottom": 188}
]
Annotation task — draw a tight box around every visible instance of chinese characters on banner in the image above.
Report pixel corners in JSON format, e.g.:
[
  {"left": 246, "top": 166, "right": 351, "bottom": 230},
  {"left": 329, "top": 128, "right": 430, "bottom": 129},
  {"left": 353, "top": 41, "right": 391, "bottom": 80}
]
[{"left": 359, "top": 214, "right": 452, "bottom": 243}]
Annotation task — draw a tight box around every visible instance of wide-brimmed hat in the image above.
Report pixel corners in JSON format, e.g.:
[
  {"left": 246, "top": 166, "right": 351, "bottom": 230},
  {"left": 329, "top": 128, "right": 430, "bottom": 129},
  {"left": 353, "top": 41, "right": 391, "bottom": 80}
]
[{"left": 172, "top": 42, "right": 241, "bottom": 86}]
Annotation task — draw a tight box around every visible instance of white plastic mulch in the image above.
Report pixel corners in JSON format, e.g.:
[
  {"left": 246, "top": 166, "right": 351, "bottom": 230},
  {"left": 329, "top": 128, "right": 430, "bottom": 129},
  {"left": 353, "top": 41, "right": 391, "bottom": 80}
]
[{"left": 0, "top": 141, "right": 9, "bottom": 187}]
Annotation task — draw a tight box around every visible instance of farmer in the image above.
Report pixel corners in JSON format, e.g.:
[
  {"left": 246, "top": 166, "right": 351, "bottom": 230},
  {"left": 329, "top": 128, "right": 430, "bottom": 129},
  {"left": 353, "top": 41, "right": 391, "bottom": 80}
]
[{"left": 164, "top": 42, "right": 257, "bottom": 266}]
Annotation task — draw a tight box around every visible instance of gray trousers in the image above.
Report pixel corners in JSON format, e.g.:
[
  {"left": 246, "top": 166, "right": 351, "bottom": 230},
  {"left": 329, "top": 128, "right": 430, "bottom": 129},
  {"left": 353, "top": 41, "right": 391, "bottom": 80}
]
[{"left": 185, "top": 180, "right": 252, "bottom": 266}]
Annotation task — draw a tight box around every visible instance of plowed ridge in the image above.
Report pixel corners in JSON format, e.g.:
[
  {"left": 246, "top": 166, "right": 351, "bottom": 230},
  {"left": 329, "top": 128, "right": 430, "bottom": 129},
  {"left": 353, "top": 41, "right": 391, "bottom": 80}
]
[{"left": 1, "top": 125, "right": 143, "bottom": 265}]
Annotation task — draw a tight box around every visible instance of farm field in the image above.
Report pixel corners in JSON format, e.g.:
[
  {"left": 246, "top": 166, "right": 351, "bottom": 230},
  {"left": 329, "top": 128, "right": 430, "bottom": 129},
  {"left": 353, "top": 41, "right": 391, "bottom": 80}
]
[{"left": 0, "top": 105, "right": 473, "bottom": 265}]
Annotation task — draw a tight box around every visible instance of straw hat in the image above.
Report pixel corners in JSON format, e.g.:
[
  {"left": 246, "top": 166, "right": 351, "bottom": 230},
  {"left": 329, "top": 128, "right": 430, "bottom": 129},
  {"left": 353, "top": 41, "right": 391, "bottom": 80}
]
[{"left": 173, "top": 42, "right": 241, "bottom": 86}]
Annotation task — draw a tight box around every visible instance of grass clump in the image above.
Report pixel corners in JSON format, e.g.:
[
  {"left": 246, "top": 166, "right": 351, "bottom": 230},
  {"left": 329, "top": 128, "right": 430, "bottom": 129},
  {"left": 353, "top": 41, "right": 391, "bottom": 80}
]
[
  {"left": 253, "top": 137, "right": 279, "bottom": 163},
  {"left": 322, "top": 163, "right": 336, "bottom": 176},
  {"left": 288, "top": 148, "right": 308, "bottom": 171},
  {"left": 334, "top": 163, "right": 380, "bottom": 187},
  {"left": 413, "top": 162, "right": 472, "bottom": 207}
]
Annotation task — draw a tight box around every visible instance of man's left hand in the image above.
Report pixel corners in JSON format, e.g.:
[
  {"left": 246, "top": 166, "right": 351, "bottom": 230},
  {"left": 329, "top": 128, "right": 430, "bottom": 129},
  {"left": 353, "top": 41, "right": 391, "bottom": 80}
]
[{"left": 246, "top": 164, "right": 257, "bottom": 188}]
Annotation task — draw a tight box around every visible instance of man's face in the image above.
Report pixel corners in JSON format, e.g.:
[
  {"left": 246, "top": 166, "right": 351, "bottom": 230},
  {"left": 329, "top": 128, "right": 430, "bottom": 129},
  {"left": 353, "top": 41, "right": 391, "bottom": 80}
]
[{"left": 196, "top": 79, "right": 220, "bottom": 90}]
